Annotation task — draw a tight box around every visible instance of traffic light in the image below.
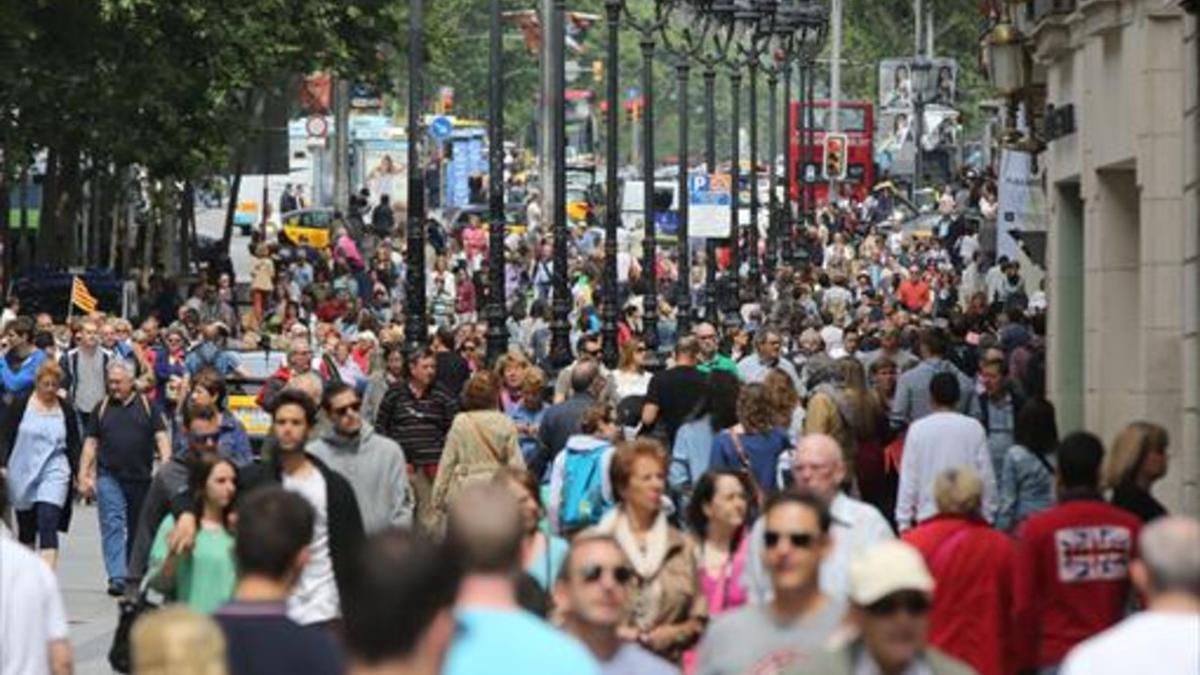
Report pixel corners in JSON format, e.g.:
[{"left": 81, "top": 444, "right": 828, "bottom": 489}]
[{"left": 823, "top": 133, "right": 847, "bottom": 180}]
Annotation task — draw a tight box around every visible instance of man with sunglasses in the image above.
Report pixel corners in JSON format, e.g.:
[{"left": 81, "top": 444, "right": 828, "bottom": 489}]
[
  {"left": 696, "top": 490, "right": 847, "bottom": 675},
  {"left": 125, "top": 404, "right": 225, "bottom": 597},
  {"left": 553, "top": 334, "right": 616, "bottom": 404},
  {"left": 554, "top": 534, "right": 675, "bottom": 675},
  {"left": 791, "top": 540, "right": 973, "bottom": 675},
  {"left": 308, "top": 382, "right": 412, "bottom": 534}
]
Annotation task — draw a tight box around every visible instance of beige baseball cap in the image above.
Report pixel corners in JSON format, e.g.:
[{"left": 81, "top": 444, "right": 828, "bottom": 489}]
[{"left": 848, "top": 541, "right": 935, "bottom": 606}]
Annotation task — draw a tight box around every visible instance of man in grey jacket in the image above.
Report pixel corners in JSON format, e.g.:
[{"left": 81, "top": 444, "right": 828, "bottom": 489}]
[
  {"left": 308, "top": 382, "right": 412, "bottom": 533},
  {"left": 889, "top": 327, "right": 978, "bottom": 431}
]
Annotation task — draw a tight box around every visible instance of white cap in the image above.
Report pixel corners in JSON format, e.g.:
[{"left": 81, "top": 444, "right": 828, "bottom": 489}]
[{"left": 848, "top": 541, "right": 935, "bottom": 606}]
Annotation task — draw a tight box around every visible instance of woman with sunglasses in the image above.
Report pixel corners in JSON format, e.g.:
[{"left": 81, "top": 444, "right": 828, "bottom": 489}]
[
  {"left": 613, "top": 338, "right": 652, "bottom": 401},
  {"left": 901, "top": 468, "right": 1016, "bottom": 675},
  {"left": 1, "top": 361, "right": 81, "bottom": 569},
  {"left": 147, "top": 453, "right": 238, "bottom": 613},
  {"left": 591, "top": 439, "right": 705, "bottom": 664},
  {"left": 682, "top": 470, "right": 753, "bottom": 673}
]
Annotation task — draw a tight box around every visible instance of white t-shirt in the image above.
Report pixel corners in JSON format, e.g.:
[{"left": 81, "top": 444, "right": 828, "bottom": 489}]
[
  {"left": 282, "top": 467, "right": 340, "bottom": 625},
  {"left": 1061, "top": 611, "right": 1200, "bottom": 675},
  {"left": 0, "top": 531, "right": 69, "bottom": 675},
  {"left": 895, "top": 411, "right": 997, "bottom": 529}
]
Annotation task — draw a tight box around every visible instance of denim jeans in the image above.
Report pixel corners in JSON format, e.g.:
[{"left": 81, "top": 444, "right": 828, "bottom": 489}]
[{"left": 96, "top": 472, "right": 150, "bottom": 583}]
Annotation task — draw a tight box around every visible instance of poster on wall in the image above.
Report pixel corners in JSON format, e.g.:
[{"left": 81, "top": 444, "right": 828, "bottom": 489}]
[
  {"left": 996, "top": 149, "right": 1047, "bottom": 262},
  {"left": 878, "top": 58, "right": 958, "bottom": 111}
]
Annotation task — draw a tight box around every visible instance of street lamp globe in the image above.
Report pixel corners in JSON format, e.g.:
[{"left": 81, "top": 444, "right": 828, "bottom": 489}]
[{"left": 987, "top": 20, "right": 1028, "bottom": 95}]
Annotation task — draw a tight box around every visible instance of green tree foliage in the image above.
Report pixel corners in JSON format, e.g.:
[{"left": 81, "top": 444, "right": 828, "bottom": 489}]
[{"left": 0, "top": 0, "right": 397, "bottom": 266}]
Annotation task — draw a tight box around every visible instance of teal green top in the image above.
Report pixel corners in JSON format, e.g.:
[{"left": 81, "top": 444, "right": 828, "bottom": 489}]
[
  {"left": 525, "top": 532, "right": 570, "bottom": 590},
  {"left": 149, "top": 514, "right": 237, "bottom": 614},
  {"left": 698, "top": 353, "right": 739, "bottom": 376}
]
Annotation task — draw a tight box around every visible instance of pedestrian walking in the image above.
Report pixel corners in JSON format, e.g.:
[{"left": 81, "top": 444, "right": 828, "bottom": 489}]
[
  {"left": 1, "top": 360, "right": 81, "bottom": 569},
  {"left": 308, "top": 382, "right": 412, "bottom": 534},
  {"left": 696, "top": 490, "right": 846, "bottom": 675},
  {"left": 903, "top": 468, "right": 1016, "bottom": 675},
  {"left": 78, "top": 360, "right": 171, "bottom": 596},
  {"left": 556, "top": 533, "right": 679, "bottom": 675},
  {"left": 214, "top": 487, "right": 345, "bottom": 675},
  {"left": 591, "top": 439, "right": 706, "bottom": 664},
  {"left": 147, "top": 453, "right": 238, "bottom": 613}
]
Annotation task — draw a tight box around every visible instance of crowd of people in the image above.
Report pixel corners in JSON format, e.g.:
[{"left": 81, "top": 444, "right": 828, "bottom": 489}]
[{"left": 0, "top": 164, "right": 1196, "bottom": 675}]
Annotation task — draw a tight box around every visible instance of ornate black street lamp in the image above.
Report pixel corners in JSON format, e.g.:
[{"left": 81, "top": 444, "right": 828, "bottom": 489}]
[
  {"left": 548, "top": 0, "right": 574, "bottom": 367},
  {"left": 660, "top": 1, "right": 722, "bottom": 335},
  {"left": 737, "top": 1, "right": 778, "bottom": 299},
  {"left": 600, "top": 0, "right": 623, "bottom": 368},
  {"left": 404, "top": 0, "right": 428, "bottom": 354},
  {"left": 622, "top": 1, "right": 673, "bottom": 363},
  {"left": 485, "top": 0, "right": 509, "bottom": 363}
]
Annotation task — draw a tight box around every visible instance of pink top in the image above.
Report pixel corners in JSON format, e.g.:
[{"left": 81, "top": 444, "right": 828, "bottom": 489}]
[
  {"left": 697, "top": 534, "right": 750, "bottom": 615},
  {"left": 683, "top": 533, "right": 750, "bottom": 674}
]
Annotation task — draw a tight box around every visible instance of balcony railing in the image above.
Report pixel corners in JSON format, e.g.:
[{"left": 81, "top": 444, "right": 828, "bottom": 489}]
[{"left": 1025, "top": 0, "right": 1077, "bottom": 23}]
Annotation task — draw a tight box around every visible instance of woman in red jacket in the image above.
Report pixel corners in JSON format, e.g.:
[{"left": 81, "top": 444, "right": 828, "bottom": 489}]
[{"left": 902, "top": 467, "right": 1017, "bottom": 675}]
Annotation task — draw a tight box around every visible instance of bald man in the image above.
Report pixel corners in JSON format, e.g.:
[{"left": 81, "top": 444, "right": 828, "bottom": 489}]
[{"left": 743, "top": 434, "right": 894, "bottom": 603}]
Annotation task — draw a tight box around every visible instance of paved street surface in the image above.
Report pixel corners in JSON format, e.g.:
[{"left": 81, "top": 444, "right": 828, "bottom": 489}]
[{"left": 59, "top": 504, "right": 119, "bottom": 675}]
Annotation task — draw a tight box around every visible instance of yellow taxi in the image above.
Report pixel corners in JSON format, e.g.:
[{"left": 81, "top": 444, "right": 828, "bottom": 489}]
[{"left": 280, "top": 208, "right": 336, "bottom": 249}]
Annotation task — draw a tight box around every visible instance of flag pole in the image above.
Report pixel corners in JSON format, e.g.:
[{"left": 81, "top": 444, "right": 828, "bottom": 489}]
[{"left": 67, "top": 275, "right": 75, "bottom": 323}]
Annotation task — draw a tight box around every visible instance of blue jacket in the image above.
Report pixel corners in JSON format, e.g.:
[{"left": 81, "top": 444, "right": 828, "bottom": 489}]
[{"left": 1, "top": 349, "right": 47, "bottom": 399}]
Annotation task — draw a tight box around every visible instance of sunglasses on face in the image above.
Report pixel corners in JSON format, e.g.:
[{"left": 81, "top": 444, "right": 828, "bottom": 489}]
[
  {"left": 764, "top": 530, "right": 818, "bottom": 550},
  {"left": 331, "top": 401, "right": 362, "bottom": 417},
  {"left": 579, "top": 563, "right": 634, "bottom": 585},
  {"left": 864, "top": 591, "right": 931, "bottom": 617},
  {"left": 189, "top": 431, "right": 221, "bottom": 446}
]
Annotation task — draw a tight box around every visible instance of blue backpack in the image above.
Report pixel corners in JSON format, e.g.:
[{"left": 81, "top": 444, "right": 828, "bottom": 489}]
[{"left": 560, "top": 444, "right": 612, "bottom": 532}]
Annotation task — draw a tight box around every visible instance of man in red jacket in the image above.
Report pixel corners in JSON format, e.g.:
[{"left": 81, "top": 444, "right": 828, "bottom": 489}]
[
  {"left": 903, "top": 467, "right": 1016, "bottom": 675},
  {"left": 1013, "top": 432, "right": 1141, "bottom": 672}
]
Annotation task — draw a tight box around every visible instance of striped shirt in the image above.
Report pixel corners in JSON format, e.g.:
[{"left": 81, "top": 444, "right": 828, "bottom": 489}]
[{"left": 376, "top": 382, "right": 458, "bottom": 466}]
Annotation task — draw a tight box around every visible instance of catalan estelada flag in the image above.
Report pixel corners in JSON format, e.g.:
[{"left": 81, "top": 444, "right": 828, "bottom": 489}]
[{"left": 71, "top": 276, "right": 98, "bottom": 313}]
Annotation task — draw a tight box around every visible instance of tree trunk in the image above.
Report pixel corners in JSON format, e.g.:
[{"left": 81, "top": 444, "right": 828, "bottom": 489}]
[
  {"left": 221, "top": 169, "right": 242, "bottom": 252},
  {"left": 38, "top": 143, "right": 80, "bottom": 268},
  {"left": 180, "top": 181, "right": 193, "bottom": 272}
]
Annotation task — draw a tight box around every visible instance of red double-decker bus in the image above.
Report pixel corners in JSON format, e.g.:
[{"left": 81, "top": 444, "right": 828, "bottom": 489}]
[{"left": 788, "top": 99, "right": 875, "bottom": 207}]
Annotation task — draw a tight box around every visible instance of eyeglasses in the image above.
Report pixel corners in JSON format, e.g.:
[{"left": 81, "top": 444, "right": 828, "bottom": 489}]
[
  {"left": 765, "top": 339, "right": 782, "bottom": 347},
  {"left": 764, "top": 530, "right": 818, "bottom": 550},
  {"left": 635, "top": 346, "right": 647, "bottom": 353},
  {"left": 189, "top": 431, "right": 221, "bottom": 446},
  {"left": 331, "top": 401, "right": 362, "bottom": 417},
  {"left": 864, "top": 591, "right": 931, "bottom": 617},
  {"left": 579, "top": 564, "right": 634, "bottom": 585},
  {"left": 696, "top": 333, "right": 717, "bottom": 340}
]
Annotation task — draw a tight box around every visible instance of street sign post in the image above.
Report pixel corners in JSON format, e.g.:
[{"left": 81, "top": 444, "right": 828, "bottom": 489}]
[
  {"left": 690, "top": 173, "right": 733, "bottom": 238},
  {"left": 429, "top": 115, "right": 453, "bottom": 142}
]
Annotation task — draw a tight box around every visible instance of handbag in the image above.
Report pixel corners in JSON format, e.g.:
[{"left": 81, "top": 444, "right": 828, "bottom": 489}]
[
  {"left": 108, "top": 584, "right": 159, "bottom": 673},
  {"left": 730, "top": 431, "right": 766, "bottom": 509}
]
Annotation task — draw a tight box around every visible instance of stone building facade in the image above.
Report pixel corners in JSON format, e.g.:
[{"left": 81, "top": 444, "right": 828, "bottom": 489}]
[{"left": 1027, "top": 0, "right": 1198, "bottom": 514}]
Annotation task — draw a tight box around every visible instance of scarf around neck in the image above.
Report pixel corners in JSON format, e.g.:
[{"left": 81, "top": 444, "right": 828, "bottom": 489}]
[{"left": 610, "top": 508, "right": 671, "bottom": 580}]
